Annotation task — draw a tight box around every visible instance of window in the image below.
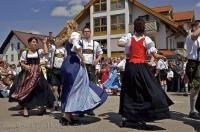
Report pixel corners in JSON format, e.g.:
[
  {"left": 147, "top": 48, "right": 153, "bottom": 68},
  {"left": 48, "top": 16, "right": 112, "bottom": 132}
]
[
  {"left": 111, "top": 0, "right": 125, "bottom": 10},
  {"left": 111, "top": 14, "right": 125, "bottom": 34},
  {"left": 11, "top": 54, "right": 14, "bottom": 62},
  {"left": 11, "top": 43, "right": 14, "bottom": 51},
  {"left": 17, "top": 42, "right": 20, "bottom": 50},
  {"left": 94, "top": 17, "right": 107, "bottom": 36},
  {"left": 94, "top": 0, "right": 106, "bottom": 12},
  {"left": 96, "top": 39, "right": 107, "bottom": 54},
  {"left": 177, "top": 42, "right": 184, "bottom": 49}
]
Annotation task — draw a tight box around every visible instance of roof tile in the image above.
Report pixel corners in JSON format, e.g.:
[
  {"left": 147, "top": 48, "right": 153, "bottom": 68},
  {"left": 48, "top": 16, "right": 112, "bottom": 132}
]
[{"left": 173, "top": 11, "right": 194, "bottom": 22}]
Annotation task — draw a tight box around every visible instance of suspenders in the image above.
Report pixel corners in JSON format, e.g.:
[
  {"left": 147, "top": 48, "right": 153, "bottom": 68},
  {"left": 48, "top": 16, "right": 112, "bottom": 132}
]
[{"left": 79, "top": 39, "right": 95, "bottom": 61}]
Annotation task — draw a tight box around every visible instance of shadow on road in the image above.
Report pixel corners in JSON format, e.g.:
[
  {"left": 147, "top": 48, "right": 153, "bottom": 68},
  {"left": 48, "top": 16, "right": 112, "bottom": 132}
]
[
  {"left": 171, "top": 111, "right": 200, "bottom": 132},
  {"left": 8, "top": 105, "right": 23, "bottom": 111},
  {"left": 52, "top": 112, "right": 101, "bottom": 125},
  {"left": 10, "top": 109, "right": 49, "bottom": 116},
  {"left": 99, "top": 112, "right": 166, "bottom": 131}
]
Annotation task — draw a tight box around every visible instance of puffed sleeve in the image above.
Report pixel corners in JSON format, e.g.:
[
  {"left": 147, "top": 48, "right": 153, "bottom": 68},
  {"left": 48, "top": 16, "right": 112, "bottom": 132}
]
[
  {"left": 69, "top": 32, "right": 81, "bottom": 52},
  {"left": 119, "top": 33, "right": 132, "bottom": 55},
  {"left": 144, "top": 36, "right": 158, "bottom": 54},
  {"left": 20, "top": 51, "right": 27, "bottom": 62},
  {"left": 119, "top": 33, "right": 131, "bottom": 43},
  {"left": 95, "top": 41, "right": 103, "bottom": 55}
]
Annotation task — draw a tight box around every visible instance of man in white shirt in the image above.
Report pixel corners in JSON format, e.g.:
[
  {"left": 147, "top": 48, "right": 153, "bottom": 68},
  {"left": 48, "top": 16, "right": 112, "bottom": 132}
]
[
  {"left": 185, "top": 20, "right": 200, "bottom": 119},
  {"left": 80, "top": 26, "right": 103, "bottom": 83},
  {"left": 79, "top": 26, "right": 103, "bottom": 116}
]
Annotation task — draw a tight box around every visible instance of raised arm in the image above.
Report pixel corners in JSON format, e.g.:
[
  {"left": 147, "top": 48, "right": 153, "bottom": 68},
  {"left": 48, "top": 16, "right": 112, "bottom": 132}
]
[
  {"left": 70, "top": 32, "right": 85, "bottom": 64},
  {"left": 42, "top": 37, "right": 49, "bottom": 54}
]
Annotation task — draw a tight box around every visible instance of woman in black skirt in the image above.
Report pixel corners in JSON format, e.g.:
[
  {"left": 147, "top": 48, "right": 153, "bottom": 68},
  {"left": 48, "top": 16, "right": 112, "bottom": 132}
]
[
  {"left": 10, "top": 37, "right": 55, "bottom": 117},
  {"left": 118, "top": 18, "right": 173, "bottom": 128}
]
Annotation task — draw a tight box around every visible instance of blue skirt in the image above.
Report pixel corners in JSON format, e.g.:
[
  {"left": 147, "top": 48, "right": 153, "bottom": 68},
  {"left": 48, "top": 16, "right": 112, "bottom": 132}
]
[
  {"left": 103, "top": 70, "right": 120, "bottom": 89},
  {"left": 61, "top": 53, "right": 107, "bottom": 113}
]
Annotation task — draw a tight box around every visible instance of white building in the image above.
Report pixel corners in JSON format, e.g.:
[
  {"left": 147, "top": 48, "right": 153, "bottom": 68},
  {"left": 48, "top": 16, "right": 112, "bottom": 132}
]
[
  {"left": 57, "top": 0, "right": 194, "bottom": 57},
  {"left": 0, "top": 31, "right": 51, "bottom": 65}
]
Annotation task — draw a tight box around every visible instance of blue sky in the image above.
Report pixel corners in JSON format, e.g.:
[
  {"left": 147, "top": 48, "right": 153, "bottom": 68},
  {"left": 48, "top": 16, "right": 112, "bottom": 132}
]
[{"left": 0, "top": 0, "right": 200, "bottom": 46}]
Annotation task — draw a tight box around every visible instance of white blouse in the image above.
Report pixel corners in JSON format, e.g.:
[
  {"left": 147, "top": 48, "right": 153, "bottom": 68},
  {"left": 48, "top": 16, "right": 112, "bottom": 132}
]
[
  {"left": 119, "top": 33, "right": 157, "bottom": 55},
  {"left": 20, "top": 49, "right": 43, "bottom": 62}
]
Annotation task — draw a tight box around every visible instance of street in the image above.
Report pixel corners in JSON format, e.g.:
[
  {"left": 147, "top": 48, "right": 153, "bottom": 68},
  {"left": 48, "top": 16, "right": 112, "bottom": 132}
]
[{"left": 0, "top": 93, "right": 200, "bottom": 132}]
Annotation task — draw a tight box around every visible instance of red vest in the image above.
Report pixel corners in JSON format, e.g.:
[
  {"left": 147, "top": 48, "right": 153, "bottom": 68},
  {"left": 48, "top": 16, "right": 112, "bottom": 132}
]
[{"left": 129, "top": 37, "right": 146, "bottom": 63}]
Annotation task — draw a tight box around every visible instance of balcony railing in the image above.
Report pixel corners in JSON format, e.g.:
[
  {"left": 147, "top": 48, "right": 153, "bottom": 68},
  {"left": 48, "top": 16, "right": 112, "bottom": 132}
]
[{"left": 129, "top": 20, "right": 158, "bottom": 33}]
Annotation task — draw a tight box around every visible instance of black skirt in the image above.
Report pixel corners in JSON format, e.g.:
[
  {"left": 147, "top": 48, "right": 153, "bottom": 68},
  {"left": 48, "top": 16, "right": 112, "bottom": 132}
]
[
  {"left": 9, "top": 71, "right": 55, "bottom": 109},
  {"left": 121, "top": 63, "right": 173, "bottom": 122}
]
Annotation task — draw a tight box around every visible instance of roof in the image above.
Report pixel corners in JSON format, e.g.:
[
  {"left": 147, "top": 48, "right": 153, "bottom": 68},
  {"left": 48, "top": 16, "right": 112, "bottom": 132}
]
[
  {"left": 57, "top": 0, "right": 186, "bottom": 39},
  {"left": 130, "top": 0, "right": 179, "bottom": 31},
  {"left": 151, "top": 5, "right": 173, "bottom": 13},
  {"left": 173, "top": 11, "right": 194, "bottom": 22},
  {"left": 0, "top": 30, "right": 49, "bottom": 54},
  {"left": 73, "top": 0, "right": 179, "bottom": 30}
]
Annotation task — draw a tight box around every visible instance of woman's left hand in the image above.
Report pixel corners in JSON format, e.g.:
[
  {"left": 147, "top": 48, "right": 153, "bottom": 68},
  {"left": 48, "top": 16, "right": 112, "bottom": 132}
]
[{"left": 43, "top": 37, "right": 48, "bottom": 44}]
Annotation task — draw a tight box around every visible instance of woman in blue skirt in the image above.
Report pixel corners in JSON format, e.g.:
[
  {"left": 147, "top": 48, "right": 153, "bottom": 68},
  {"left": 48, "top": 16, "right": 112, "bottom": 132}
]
[{"left": 56, "top": 20, "right": 108, "bottom": 125}]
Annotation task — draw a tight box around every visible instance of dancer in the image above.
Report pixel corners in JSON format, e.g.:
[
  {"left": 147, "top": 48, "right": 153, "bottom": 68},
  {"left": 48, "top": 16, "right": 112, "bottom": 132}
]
[
  {"left": 117, "top": 18, "right": 173, "bottom": 128},
  {"left": 185, "top": 20, "right": 200, "bottom": 119},
  {"left": 57, "top": 20, "right": 107, "bottom": 125},
  {"left": 10, "top": 37, "right": 55, "bottom": 117},
  {"left": 78, "top": 26, "right": 103, "bottom": 116},
  {"left": 50, "top": 40, "right": 67, "bottom": 110},
  {"left": 103, "top": 58, "right": 120, "bottom": 95}
]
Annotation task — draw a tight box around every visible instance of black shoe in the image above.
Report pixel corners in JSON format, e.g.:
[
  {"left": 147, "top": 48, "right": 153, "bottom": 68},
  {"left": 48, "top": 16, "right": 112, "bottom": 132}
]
[
  {"left": 87, "top": 111, "right": 95, "bottom": 116},
  {"left": 139, "top": 122, "right": 152, "bottom": 130},
  {"left": 119, "top": 117, "right": 127, "bottom": 127},
  {"left": 38, "top": 108, "right": 46, "bottom": 116},
  {"left": 78, "top": 113, "right": 85, "bottom": 117},
  {"left": 54, "top": 105, "right": 59, "bottom": 111},
  {"left": 59, "top": 117, "right": 70, "bottom": 126},
  {"left": 189, "top": 112, "right": 200, "bottom": 119}
]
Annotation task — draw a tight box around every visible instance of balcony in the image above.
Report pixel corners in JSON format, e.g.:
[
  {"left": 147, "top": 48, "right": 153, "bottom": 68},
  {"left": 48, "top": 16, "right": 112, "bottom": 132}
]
[{"left": 129, "top": 20, "right": 159, "bottom": 33}]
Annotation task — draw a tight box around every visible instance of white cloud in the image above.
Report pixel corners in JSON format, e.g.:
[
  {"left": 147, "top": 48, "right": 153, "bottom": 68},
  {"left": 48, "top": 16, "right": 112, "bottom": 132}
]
[
  {"left": 68, "top": 0, "right": 89, "bottom": 5},
  {"left": 51, "top": 6, "right": 69, "bottom": 17},
  {"left": 196, "top": 1, "right": 200, "bottom": 7},
  {"left": 39, "top": 0, "right": 89, "bottom": 4},
  {"left": 31, "top": 8, "right": 40, "bottom": 13},
  {"left": 28, "top": 30, "right": 41, "bottom": 34},
  {"left": 51, "top": 5, "right": 84, "bottom": 17},
  {"left": 69, "top": 5, "right": 84, "bottom": 17},
  {"left": 50, "top": 0, "right": 89, "bottom": 17}
]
